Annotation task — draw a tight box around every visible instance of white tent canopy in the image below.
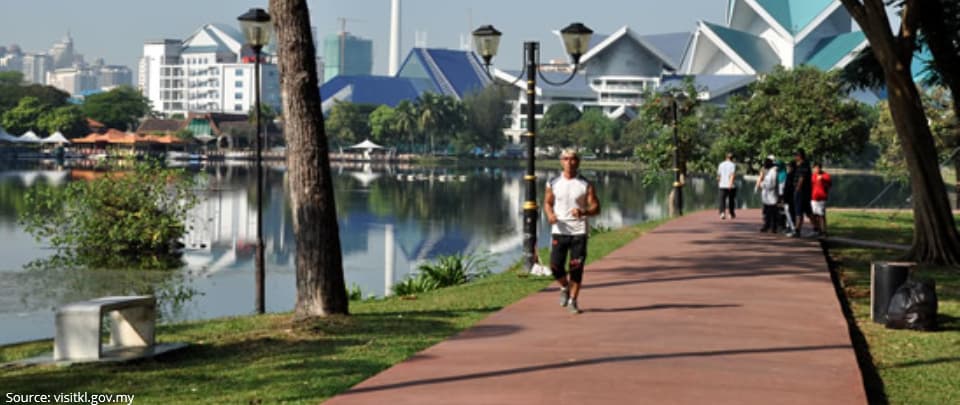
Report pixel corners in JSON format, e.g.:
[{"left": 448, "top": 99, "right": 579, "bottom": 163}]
[
  {"left": 41, "top": 131, "right": 71, "bottom": 144},
  {"left": 17, "top": 130, "right": 42, "bottom": 144},
  {"left": 0, "top": 127, "right": 19, "bottom": 143},
  {"left": 346, "top": 139, "right": 385, "bottom": 150}
]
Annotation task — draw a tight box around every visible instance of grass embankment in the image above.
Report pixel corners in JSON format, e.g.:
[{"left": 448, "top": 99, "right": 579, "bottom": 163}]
[
  {"left": 0, "top": 220, "right": 664, "bottom": 404},
  {"left": 827, "top": 211, "right": 960, "bottom": 404}
]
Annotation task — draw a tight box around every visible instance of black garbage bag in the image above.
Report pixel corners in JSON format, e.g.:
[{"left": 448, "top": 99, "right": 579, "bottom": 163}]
[{"left": 885, "top": 279, "right": 938, "bottom": 331}]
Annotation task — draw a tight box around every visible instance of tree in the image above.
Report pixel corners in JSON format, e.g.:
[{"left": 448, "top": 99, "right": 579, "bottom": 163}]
[
  {"left": 626, "top": 79, "right": 721, "bottom": 178},
  {"left": 839, "top": 0, "right": 960, "bottom": 264},
  {"left": 36, "top": 105, "right": 87, "bottom": 137},
  {"left": 368, "top": 105, "right": 397, "bottom": 144},
  {"left": 392, "top": 100, "right": 418, "bottom": 151},
  {"left": 325, "top": 101, "right": 368, "bottom": 146},
  {"left": 1, "top": 96, "right": 47, "bottom": 134},
  {"left": 271, "top": 0, "right": 349, "bottom": 317},
  {"left": 718, "top": 66, "right": 872, "bottom": 172},
  {"left": 871, "top": 88, "right": 957, "bottom": 180},
  {"left": 571, "top": 110, "right": 621, "bottom": 156},
  {"left": 541, "top": 103, "right": 581, "bottom": 129},
  {"left": 0, "top": 73, "right": 70, "bottom": 117},
  {"left": 81, "top": 85, "right": 151, "bottom": 130},
  {"left": 462, "top": 85, "right": 511, "bottom": 152}
]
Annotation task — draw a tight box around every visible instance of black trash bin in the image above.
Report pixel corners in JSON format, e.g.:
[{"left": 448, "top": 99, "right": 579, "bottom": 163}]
[{"left": 870, "top": 261, "right": 912, "bottom": 323}]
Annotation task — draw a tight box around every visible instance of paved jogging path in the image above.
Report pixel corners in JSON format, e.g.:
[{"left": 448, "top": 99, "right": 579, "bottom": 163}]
[{"left": 326, "top": 210, "right": 867, "bottom": 405}]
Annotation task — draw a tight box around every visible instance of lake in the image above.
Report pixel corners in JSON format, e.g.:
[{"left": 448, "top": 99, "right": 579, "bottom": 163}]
[{"left": 0, "top": 160, "right": 930, "bottom": 345}]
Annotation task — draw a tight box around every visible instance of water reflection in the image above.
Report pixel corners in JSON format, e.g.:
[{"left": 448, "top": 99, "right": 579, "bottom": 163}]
[{"left": 0, "top": 161, "right": 948, "bottom": 345}]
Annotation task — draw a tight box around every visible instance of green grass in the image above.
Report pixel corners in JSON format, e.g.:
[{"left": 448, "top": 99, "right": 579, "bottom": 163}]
[
  {"left": 0, "top": 219, "right": 665, "bottom": 404},
  {"left": 828, "top": 211, "right": 960, "bottom": 405}
]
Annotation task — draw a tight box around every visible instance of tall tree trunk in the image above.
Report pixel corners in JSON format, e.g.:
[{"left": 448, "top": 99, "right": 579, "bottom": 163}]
[
  {"left": 885, "top": 68, "right": 960, "bottom": 264},
  {"left": 270, "top": 0, "right": 349, "bottom": 316},
  {"left": 841, "top": 0, "right": 960, "bottom": 264}
]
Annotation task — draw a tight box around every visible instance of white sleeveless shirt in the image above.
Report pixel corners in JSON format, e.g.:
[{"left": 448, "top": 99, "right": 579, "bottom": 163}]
[{"left": 547, "top": 174, "right": 590, "bottom": 235}]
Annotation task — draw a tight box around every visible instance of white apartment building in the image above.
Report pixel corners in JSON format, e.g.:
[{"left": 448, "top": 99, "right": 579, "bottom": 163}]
[{"left": 138, "top": 24, "right": 281, "bottom": 116}]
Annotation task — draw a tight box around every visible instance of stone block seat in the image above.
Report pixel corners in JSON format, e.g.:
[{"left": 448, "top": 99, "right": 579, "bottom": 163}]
[{"left": 54, "top": 295, "right": 157, "bottom": 362}]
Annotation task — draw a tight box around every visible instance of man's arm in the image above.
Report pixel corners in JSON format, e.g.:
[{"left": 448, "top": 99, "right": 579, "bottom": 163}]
[
  {"left": 544, "top": 186, "right": 558, "bottom": 224},
  {"left": 575, "top": 184, "right": 601, "bottom": 218}
]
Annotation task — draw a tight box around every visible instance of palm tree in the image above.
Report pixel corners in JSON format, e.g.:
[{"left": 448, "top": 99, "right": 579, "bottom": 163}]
[
  {"left": 393, "top": 100, "right": 418, "bottom": 153},
  {"left": 416, "top": 93, "right": 443, "bottom": 154}
]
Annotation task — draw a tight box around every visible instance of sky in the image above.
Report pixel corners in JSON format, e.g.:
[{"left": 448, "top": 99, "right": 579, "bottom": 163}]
[{"left": 0, "top": 0, "right": 726, "bottom": 76}]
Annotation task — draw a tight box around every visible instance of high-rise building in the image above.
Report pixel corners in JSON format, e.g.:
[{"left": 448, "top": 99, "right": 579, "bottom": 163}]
[
  {"left": 46, "top": 66, "right": 98, "bottom": 95},
  {"left": 98, "top": 65, "right": 133, "bottom": 88},
  {"left": 138, "top": 24, "right": 281, "bottom": 116},
  {"left": 49, "top": 33, "right": 76, "bottom": 69},
  {"left": 323, "top": 33, "right": 373, "bottom": 83},
  {"left": 21, "top": 53, "right": 52, "bottom": 84}
]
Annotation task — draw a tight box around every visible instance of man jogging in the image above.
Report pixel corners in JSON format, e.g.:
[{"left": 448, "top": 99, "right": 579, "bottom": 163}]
[{"left": 544, "top": 149, "right": 600, "bottom": 314}]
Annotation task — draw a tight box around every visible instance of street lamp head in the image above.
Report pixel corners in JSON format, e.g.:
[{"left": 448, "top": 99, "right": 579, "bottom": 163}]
[
  {"left": 560, "top": 22, "right": 593, "bottom": 65},
  {"left": 472, "top": 25, "right": 502, "bottom": 67},
  {"left": 238, "top": 8, "right": 273, "bottom": 49}
]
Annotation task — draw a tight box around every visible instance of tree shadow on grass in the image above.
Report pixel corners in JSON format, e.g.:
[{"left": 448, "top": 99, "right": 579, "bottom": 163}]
[{"left": 0, "top": 312, "right": 477, "bottom": 403}]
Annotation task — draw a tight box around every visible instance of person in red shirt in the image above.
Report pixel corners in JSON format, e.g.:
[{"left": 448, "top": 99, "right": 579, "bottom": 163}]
[{"left": 810, "top": 163, "right": 832, "bottom": 237}]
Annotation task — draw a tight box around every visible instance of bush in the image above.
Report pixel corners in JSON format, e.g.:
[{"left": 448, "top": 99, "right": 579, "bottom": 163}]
[
  {"left": 20, "top": 161, "right": 199, "bottom": 270},
  {"left": 392, "top": 253, "right": 493, "bottom": 296}
]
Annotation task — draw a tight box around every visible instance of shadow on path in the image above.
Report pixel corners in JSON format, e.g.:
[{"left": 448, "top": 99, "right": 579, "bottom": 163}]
[{"left": 341, "top": 344, "right": 852, "bottom": 396}]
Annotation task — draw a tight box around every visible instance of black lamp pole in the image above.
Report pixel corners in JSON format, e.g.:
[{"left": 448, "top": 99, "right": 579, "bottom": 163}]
[
  {"left": 473, "top": 23, "right": 591, "bottom": 272},
  {"left": 253, "top": 44, "right": 265, "bottom": 314},
  {"left": 238, "top": 7, "right": 271, "bottom": 314},
  {"left": 672, "top": 98, "right": 683, "bottom": 216},
  {"left": 522, "top": 41, "right": 538, "bottom": 270}
]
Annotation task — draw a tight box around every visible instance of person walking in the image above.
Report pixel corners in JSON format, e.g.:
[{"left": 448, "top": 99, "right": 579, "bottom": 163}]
[
  {"left": 782, "top": 161, "right": 798, "bottom": 236},
  {"left": 755, "top": 155, "right": 779, "bottom": 232},
  {"left": 717, "top": 153, "right": 737, "bottom": 220},
  {"left": 792, "top": 149, "right": 814, "bottom": 237},
  {"left": 811, "top": 162, "right": 832, "bottom": 237},
  {"left": 544, "top": 149, "right": 600, "bottom": 314}
]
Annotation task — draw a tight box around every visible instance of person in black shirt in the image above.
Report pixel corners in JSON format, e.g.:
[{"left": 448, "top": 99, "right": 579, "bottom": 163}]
[{"left": 792, "top": 149, "right": 813, "bottom": 237}]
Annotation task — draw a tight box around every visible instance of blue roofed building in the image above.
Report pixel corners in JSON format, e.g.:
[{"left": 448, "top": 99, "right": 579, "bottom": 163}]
[{"left": 320, "top": 47, "right": 491, "bottom": 114}]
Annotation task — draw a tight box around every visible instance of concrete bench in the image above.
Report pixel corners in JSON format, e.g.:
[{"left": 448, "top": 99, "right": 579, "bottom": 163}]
[{"left": 53, "top": 295, "right": 156, "bottom": 362}]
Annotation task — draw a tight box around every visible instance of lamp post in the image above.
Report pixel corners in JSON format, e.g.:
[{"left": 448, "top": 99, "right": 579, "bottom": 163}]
[
  {"left": 473, "top": 22, "right": 593, "bottom": 271},
  {"left": 664, "top": 90, "right": 687, "bottom": 216},
  {"left": 238, "top": 8, "right": 272, "bottom": 315}
]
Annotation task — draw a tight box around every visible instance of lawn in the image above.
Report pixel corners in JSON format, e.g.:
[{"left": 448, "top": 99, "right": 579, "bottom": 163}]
[
  {"left": 827, "top": 211, "right": 960, "bottom": 405},
  {"left": 0, "top": 220, "right": 664, "bottom": 404}
]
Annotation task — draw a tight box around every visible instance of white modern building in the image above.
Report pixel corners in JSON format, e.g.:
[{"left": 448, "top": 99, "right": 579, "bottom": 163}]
[
  {"left": 138, "top": 24, "right": 281, "bottom": 116},
  {"left": 493, "top": 0, "right": 869, "bottom": 143}
]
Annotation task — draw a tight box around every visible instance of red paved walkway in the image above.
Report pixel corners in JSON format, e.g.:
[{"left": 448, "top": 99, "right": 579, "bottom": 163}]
[{"left": 326, "top": 210, "right": 867, "bottom": 405}]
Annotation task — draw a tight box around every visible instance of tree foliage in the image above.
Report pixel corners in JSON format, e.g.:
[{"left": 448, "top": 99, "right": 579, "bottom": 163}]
[
  {"left": 541, "top": 102, "right": 581, "bottom": 129},
  {"left": 325, "top": 101, "right": 371, "bottom": 146},
  {"left": 0, "top": 72, "right": 70, "bottom": 118},
  {"left": 1, "top": 96, "right": 47, "bottom": 135},
  {"left": 20, "top": 162, "right": 199, "bottom": 270},
  {"left": 872, "top": 88, "right": 958, "bottom": 179},
  {"left": 368, "top": 105, "right": 397, "bottom": 144},
  {"left": 462, "top": 85, "right": 511, "bottom": 152},
  {"left": 626, "top": 79, "right": 721, "bottom": 178},
  {"left": 718, "top": 65, "right": 872, "bottom": 169},
  {"left": 81, "top": 85, "right": 151, "bottom": 130},
  {"left": 36, "top": 105, "right": 88, "bottom": 138}
]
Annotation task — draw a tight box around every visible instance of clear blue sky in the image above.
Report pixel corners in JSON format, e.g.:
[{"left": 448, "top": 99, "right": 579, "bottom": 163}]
[{"left": 0, "top": 0, "right": 725, "bottom": 76}]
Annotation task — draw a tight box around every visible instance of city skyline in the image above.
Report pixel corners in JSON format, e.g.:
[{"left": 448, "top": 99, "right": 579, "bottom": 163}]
[{"left": 0, "top": 0, "right": 725, "bottom": 79}]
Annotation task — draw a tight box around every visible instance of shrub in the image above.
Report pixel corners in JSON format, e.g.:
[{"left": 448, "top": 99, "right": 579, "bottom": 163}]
[
  {"left": 392, "top": 252, "right": 494, "bottom": 296},
  {"left": 20, "top": 161, "right": 199, "bottom": 270}
]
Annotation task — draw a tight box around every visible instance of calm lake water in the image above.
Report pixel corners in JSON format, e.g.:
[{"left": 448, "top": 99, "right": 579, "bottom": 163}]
[{"left": 0, "top": 161, "right": 934, "bottom": 345}]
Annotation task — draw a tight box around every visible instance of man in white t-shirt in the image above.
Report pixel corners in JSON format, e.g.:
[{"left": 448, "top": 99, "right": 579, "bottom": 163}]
[
  {"left": 544, "top": 149, "right": 600, "bottom": 314},
  {"left": 717, "top": 152, "right": 737, "bottom": 219}
]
